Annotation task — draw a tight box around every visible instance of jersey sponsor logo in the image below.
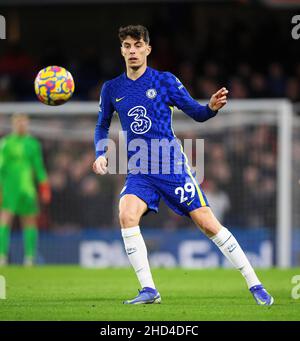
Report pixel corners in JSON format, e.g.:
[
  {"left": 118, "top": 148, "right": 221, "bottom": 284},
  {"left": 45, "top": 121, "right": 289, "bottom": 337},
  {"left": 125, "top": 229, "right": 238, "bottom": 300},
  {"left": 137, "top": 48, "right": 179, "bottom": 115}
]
[
  {"left": 127, "top": 106, "right": 152, "bottom": 134},
  {"left": 146, "top": 88, "right": 157, "bottom": 99},
  {"left": 116, "top": 96, "right": 125, "bottom": 102}
]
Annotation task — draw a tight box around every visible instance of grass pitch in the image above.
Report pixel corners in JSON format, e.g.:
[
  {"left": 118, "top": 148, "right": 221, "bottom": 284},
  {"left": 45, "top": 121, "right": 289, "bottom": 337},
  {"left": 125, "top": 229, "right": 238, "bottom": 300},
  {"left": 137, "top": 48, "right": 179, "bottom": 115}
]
[{"left": 0, "top": 266, "right": 299, "bottom": 321}]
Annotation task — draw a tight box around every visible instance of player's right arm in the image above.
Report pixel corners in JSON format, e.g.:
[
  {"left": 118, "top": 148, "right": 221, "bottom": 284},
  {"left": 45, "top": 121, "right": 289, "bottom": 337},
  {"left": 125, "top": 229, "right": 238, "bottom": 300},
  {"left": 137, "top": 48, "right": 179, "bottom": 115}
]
[{"left": 93, "top": 82, "right": 114, "bottom": 175}]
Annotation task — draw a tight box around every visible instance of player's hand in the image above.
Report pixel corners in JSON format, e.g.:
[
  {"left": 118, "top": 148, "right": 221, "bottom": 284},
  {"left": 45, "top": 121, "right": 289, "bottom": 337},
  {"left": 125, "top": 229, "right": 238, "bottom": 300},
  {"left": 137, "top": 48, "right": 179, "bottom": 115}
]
[
  {"left": 93, "top": 156, "right": 108, "bottom": 175},
  {"left": 39, "top": 182, "right": 51, "bottom": 204},
  {"left": 208, "top": 87, "right": 229, "bottom": 112}
]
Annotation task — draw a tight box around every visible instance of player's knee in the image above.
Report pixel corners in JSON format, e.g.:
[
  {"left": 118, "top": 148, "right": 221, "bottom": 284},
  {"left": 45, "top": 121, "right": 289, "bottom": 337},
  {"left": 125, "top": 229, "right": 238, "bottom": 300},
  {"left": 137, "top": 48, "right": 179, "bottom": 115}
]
[
  {"left": 119, "top": 209, "right": 140, "bottom": 228},
  {"left": 192, "top": 206, "right": 222, "bottom": 236},
  {"left": 198, "top": 206, "right": 211, "bottom": 215},
  {"left": 192, "top": 206, "right": 211, "bottom": 224}
]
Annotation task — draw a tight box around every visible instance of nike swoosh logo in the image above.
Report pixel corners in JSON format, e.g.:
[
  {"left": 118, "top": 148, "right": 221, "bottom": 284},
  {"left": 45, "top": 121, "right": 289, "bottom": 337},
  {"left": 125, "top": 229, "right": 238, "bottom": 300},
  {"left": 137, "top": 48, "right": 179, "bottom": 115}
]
[
  {"left": 256, "top": 297, "right": 267, "bottom": 305},
  {"left": 127, "top": 251, "right": 137, "bottom": 255},
  {"left": 228, "top": 245, "right": 237, "bottom": 253},
  {"left": 187, "top": 199, "right": 195, "bottom": 206},
  {"left": 116, "top": 96, "right": 125, "bottom": 102}
]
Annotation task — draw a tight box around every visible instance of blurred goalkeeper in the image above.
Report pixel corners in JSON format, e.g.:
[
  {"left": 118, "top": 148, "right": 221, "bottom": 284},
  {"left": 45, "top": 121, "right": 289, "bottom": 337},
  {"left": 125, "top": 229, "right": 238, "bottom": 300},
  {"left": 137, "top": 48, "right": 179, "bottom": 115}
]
[{"left": 0, "top": 114, "right": 51, "bottom": 266}]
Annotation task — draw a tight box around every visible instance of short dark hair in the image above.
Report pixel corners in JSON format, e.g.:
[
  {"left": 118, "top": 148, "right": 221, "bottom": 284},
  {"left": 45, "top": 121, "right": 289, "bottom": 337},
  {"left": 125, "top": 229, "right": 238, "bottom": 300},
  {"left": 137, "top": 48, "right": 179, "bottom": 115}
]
[{"left": 118, "top": 25, "right": 150, "bottom": 44}]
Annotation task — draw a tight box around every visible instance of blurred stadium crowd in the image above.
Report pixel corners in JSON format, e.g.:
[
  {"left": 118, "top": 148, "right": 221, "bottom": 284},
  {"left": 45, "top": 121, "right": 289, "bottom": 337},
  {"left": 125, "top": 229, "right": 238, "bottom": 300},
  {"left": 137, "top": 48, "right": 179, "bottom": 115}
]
[
  {"left": 36, "top": 124, "right": 278, "bottom": 231},
  {"left": 0, "top": 44, "right": 299, "bottom": 103},
  {"left": 0, "top": 4, "right": 299, "bottom": 103}
]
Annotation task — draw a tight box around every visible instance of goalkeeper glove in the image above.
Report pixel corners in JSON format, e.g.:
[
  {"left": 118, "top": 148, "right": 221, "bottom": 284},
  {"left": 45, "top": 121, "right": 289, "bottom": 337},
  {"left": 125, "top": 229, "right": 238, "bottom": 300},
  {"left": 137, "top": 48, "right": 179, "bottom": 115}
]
[{"left": 39, "top": 182, "right": 51, "bottom": 204}]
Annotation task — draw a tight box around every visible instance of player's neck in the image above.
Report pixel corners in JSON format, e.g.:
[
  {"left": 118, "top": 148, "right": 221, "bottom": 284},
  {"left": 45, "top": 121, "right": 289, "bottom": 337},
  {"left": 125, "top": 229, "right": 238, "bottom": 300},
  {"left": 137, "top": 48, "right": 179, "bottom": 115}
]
[
  {"left": 126, "top": 64, "right": 147, "bottom": 81},
  {"left": 13, "top": 131, "right": 27, "bottom": 136}
]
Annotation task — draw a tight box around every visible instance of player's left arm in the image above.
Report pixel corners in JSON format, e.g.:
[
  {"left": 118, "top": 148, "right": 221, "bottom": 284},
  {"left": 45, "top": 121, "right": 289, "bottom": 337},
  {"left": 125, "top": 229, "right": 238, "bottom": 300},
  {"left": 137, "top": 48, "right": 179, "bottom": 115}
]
[
  {"left": 0, "top": 140, "right": 3, "bottom": 185},
  {"left": 0, "top": 139, "right": 3, "bottom": 205},
  {"left": 208, "top": 87, "right": 228, "bottom": 112},
  {"left": 166, "top": 72, "right": 228, "bottom": 122},
  {"left": 31, "top": 139, "right": 51, "bottom": 204},
  {"left": 0, "top": 138, "right": 5, "bottom": 190}
]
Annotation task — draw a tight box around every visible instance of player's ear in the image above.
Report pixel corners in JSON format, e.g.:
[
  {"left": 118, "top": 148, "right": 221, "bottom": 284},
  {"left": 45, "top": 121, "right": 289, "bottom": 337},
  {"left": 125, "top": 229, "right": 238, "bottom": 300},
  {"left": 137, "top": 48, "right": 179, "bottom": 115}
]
[
  {"left": 120, "top": 46, "right": 125, "bottom": 57},
  {"left": 146, "top": 45, "right": 152, "bottom": 56}
]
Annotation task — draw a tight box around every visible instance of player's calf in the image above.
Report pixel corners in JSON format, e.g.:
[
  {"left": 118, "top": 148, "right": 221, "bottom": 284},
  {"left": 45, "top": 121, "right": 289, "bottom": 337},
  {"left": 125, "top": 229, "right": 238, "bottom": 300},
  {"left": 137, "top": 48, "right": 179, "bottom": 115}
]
[
  {"left": 190, "top": 206, "right": 222, "bottom": 237},
  {"left": 190, "top": 207, "right": 274, "bottom": 304}
]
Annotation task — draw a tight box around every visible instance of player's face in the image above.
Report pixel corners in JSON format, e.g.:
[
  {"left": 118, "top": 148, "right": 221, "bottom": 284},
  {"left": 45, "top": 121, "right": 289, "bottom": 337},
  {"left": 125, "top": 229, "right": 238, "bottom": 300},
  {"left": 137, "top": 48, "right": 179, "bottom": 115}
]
[
  {"left": 121, "top": 36, "right": 151, "bottom": 70},
  {"left": 12, "top": 116, "right": 29, "bottom": 135}
]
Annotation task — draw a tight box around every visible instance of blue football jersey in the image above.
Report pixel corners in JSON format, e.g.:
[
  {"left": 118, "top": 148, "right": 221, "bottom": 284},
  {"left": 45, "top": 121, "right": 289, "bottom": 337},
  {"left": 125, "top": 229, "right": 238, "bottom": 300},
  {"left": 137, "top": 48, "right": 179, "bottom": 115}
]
[{"left": 94, "top": 67, "right": 217, "bottom": 174}]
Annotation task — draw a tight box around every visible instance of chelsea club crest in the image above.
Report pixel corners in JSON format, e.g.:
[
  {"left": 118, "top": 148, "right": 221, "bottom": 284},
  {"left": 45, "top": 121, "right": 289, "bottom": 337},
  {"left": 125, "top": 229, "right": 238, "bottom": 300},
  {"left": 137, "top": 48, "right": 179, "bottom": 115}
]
[{"left": 146, "top": 88, "right": 157, "bottom": 99}]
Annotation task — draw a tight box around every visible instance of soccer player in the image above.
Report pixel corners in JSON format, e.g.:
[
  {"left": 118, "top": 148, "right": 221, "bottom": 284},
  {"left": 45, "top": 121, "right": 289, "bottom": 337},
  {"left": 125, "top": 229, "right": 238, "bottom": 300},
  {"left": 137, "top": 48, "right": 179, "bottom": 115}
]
[
  {"left": 0, "top": 114, "right": 51, "bottom": 266},
  {"left": 93, "top": 25, "right": 274, "bottom": 306}
]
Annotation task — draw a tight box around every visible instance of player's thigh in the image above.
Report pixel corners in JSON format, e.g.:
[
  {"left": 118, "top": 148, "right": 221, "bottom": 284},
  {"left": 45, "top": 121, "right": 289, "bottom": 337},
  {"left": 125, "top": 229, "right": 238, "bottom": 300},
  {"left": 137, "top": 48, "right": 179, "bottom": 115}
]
[
  {"left": 189, "top": 206, "right": 223, "bottom": 237},
  {"left": 1, "top": 185, "right": 18, "bottom": 224},
  {"left": 156, "top": 173, "right": 208, "bottom": 217},
  {"left": 119, "top": 194, "right": 148, "bottom": 227},
  {"left": 17, "top": 192, "right": 39, "bottom": 217}
]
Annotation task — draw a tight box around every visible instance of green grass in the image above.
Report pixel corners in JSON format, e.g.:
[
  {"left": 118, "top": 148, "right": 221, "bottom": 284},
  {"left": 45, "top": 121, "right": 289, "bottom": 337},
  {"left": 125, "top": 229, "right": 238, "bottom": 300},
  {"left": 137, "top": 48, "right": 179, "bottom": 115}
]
[{"left": 0, "top": 266, "right": 299, "bottom": 321}]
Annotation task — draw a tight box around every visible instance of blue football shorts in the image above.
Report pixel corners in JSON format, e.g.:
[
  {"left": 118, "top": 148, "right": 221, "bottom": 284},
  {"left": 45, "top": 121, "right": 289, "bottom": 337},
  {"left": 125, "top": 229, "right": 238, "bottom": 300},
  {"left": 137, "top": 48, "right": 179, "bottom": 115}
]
[{"left": 119, "top": 169, "right": 209, "bottom": 217}]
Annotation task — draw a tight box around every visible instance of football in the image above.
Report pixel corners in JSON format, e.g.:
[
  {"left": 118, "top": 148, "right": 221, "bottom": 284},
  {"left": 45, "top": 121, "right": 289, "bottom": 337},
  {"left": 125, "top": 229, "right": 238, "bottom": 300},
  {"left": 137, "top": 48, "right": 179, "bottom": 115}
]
[{"left": 34, "top": 66, "right": 75, "bottom": 105}]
